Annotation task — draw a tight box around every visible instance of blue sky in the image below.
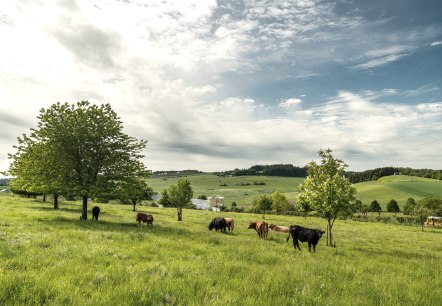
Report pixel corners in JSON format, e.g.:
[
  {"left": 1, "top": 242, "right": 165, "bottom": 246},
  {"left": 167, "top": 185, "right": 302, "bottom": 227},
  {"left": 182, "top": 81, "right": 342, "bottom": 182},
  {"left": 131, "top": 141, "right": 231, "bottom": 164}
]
[{"left": 0, "top": 0, "right": 441, "bottom": 172}]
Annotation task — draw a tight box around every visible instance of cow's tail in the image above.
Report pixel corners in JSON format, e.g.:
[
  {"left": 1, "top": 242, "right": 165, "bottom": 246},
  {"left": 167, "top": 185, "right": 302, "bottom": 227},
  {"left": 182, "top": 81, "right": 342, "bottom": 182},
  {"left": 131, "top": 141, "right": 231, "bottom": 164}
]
[{"left": 286, "top": 231, "right": 291, "bottom": 243}]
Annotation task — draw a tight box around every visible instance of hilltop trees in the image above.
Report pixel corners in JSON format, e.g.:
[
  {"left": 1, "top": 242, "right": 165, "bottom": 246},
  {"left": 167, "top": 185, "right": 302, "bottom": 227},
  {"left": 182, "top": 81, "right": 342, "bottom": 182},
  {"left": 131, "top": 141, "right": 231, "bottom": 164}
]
[
  {"left": 7, "top": 101, "right": 148, "bottom": 218},
  {"left": 297, "top": 149, "right": 356, "bottom": 247}
]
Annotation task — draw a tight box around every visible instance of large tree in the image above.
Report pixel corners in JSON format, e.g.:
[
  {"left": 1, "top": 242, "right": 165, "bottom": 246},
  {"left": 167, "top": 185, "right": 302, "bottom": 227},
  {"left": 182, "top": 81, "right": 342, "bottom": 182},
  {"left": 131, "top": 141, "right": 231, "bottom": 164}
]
[
  {"left": 168, "top": 179, "right": 193, "bottom": 221},
  {"left": 297, "top": 149, "right": 356, "bottom": 247},
  {"left": 8, "top": 101, "right": 148, "bottom": 219}
]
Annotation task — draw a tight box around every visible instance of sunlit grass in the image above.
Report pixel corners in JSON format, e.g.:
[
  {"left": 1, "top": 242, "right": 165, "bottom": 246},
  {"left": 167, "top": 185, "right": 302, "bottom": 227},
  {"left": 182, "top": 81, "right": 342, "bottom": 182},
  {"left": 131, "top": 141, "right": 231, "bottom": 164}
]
[{"left": 0, "top": 194, "right": 441, "bottom": 305}]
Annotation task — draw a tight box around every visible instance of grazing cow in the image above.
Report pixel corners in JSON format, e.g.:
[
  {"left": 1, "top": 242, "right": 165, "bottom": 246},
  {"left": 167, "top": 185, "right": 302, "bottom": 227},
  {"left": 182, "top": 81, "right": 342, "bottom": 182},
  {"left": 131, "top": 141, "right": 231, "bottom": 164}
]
[
  {"left": 224, "top": 218, "right": 234, "bottom": 232},
  {"left": 248, "top": 221, "right": 268, "bottom": 240},
  {"left": 208, "top": 217, "right": 227, "bottom": 232},
  {"left": 92, "top": 206, "right": 100, "bottom": 221},
  {"left": 269, "top": 224, "right": 289, "bottom": 233},
  {"left": 286, "top": 225, "right": 325, "bottom": 252},
  {"left": 136, "top": 212, "right": 154, "bottom": 226}
]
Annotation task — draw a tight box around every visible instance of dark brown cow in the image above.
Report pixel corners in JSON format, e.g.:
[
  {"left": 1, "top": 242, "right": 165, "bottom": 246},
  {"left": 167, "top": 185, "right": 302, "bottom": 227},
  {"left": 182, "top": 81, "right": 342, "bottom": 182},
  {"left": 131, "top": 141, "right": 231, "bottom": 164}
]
[
  {"left": 136, "top": 212, "right": 154, "bottom": 227},
  {"left": 248, "top": 221, "right": 268, "bottom": 239}
]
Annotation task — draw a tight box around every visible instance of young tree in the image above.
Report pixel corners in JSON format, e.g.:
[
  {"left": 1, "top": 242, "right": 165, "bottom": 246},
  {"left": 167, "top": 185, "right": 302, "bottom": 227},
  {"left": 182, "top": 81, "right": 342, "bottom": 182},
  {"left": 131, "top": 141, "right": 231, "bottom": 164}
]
[
  {"left": 387, "top": 199, "right": 400, "bottom": 216},
  {"left": 370, "top": 200, "right": 382, "bottom": 213},
  {"left": 298, "top": 149, "right": 356, "bottom": 247},
  {"left": 118, "top": 178, "right": 153, "bottom": 211},
  {"left": 168, "top": 179, "right": 193, "bottom": 221},
  {"left": 159, "top": 189, "right": 173, "bottom": 207},
  {"left": 252, "top": 195, "right": 273, "bottom": 213},
  {"left": 413, "top": 205, "right": 432, "bottom": 231},
  {"left": 8, "top": 101, "right": 148, "bottom": 219},
  {"left": 271, "top": 191, "right": 291, "bottom": 214},
  {"left": 403, "top": 198, "right": 416, "bottom": 215}
]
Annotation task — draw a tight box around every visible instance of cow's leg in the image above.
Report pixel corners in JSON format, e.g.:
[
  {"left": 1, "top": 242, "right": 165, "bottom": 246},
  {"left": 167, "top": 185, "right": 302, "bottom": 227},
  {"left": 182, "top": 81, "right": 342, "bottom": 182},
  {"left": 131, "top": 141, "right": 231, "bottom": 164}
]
[{"left": 308, "top": 242, "right": 312, "bottom": 252}]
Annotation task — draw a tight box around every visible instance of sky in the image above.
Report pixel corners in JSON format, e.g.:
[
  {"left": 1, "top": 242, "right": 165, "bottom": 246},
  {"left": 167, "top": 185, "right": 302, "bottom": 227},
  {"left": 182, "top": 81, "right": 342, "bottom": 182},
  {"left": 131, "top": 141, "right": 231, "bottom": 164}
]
[{"left": 1, "top": 0, "right": 441, "bottom": 173}]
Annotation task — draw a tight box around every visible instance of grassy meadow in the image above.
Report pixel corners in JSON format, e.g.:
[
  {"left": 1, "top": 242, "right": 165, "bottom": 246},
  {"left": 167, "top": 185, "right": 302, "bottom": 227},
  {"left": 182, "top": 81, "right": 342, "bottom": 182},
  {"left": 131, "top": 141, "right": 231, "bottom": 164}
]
[
  {"left": 1, "top": 193, "right": 441, "bottom": 305},
  {"left": 147, "top": 173, "right": 442, "bottom": 210},
  {"left": 147, "top": 174, "right": 304, "bottom": 208}
]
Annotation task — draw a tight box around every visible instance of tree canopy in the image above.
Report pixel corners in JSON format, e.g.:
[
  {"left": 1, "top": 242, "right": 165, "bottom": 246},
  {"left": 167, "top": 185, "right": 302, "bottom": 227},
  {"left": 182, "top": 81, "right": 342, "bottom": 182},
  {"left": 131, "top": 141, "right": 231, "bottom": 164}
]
[
  {"left": 297, "top": 149, "right": 356, "bottom": 247},
  {"left": 168, "top": 179, "right": 193, "bottom": 221},
  {"left": 7, "top": 101, "right": 148, "bottom": 218}
]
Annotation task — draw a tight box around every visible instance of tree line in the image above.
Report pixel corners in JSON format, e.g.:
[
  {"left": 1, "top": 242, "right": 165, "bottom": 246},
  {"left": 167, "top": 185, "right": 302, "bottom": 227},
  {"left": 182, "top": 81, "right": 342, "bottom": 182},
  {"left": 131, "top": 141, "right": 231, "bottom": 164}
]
[
  {"left": 346, "top": 167, "right": 442, "bottom": 183},
  {"left": 215, "top": 164, "right": 307, "bottom": 177}
]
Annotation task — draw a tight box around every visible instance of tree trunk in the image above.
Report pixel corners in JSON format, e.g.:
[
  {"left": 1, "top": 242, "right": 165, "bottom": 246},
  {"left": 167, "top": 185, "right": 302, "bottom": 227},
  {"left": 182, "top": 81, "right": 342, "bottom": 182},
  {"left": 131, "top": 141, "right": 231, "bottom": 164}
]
[
  {"left": 177, "top": 206, "right": 182, "bottom": 221},
  {"left": 132, "top": 200, "right": 136, "bottom": 211},
  {"left": 328, "top": 219, "right": 334, "bottom": 247},
  {"left": 43, "top": 194, "right": 46, "bottom": 202},
  {"left": 81, "top": 195, "right": 88, "bottom": 220},
  {"left": 53, "top": 195, "right": 59, "bottom": 209}
]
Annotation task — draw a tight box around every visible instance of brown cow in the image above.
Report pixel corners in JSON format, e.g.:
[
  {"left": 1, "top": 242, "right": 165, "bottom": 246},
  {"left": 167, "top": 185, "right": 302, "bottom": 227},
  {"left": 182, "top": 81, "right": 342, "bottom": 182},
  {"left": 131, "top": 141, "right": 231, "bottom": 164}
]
[
  {"left": 224, "top": 218, "right": 234, "bottom": 232},
  {"left": 136, "top": 212, "right": 154, "bottom": 227},
  {"left": 269, "top": 224, "right": 289, "bottom": 233},
  {"left": 248, "top": 221, "right": 268, "bottom": 239}
]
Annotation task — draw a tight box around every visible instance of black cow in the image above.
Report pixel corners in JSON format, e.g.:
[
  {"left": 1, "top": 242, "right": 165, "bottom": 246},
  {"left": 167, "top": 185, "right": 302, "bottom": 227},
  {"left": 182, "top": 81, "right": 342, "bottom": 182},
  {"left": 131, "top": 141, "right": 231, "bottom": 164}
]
[
  {"left": 286, "top": 225, "right": 325, "bottom": 252},
  {"left": 92, "top": 206, "right": 100, "bottom": 221},
  {"left": 208, "top": 217, "right": 227, "bottom": 232}
]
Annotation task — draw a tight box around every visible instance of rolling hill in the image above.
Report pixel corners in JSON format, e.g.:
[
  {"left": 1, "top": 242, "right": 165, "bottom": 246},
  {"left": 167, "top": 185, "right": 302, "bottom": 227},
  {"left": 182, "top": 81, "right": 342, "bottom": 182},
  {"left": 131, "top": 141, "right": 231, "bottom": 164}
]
[{"left": 147, "top": 173, "right": 442, "bottom": 210}]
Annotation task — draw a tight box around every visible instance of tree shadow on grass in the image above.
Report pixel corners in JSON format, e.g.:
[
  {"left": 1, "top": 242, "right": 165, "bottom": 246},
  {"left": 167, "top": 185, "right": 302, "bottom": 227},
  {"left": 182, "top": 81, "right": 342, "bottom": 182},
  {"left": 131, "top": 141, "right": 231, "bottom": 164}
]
[
  {"left": 37, "top": 216, "right": 191, "bottom": 237},
  {"left": 28, "top": 206, "right": 82, "bottom": 214}
]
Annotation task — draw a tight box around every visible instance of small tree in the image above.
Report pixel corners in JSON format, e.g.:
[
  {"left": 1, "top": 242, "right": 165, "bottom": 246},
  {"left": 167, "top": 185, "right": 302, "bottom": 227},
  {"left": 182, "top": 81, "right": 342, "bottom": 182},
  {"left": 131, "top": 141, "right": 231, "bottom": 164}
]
[
  {"left": 253, "top": 195, "right": 273, "bottom": 213},
  {"left": 361, "top": 204, "right": 370, "bottom": 217},
  {"left": 298, "top": 149, "right": 356, "bottom": 247},
  {"left": 271, "top": 191, "right": 291, "bottom": 214},
  {"left": 403, "top": 198, "right": 416, "bottom": 215},
  {"left": 118, "top": 178, "right": 153, "bottom": 211},
  {"left": 159, "top": 189, "right": 172, "bottom": 207},
  {"left": 387, "top": 199, "right": 400, "bottom": 216},
  {"left": 168, "top": 179, "right": 193, "bottom": 221},
  {"left": 413, "top": 205, "right": 432, "bottom": 231},
  {"left": 370, "top": 200, "right": 382, "bottom": 214}
]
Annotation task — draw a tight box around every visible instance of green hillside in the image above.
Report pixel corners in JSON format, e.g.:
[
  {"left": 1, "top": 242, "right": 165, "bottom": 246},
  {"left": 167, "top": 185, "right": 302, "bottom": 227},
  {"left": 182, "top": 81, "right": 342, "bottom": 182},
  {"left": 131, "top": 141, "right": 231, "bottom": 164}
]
[
  {"left": 147, "top": 173, "right": 304, "bottom": 207},
  {"left": 355, "top": 175, "right": 442, "bottom": 208},
  {"left": 148, "top": 174, "right": 442, "bottom": 210}
]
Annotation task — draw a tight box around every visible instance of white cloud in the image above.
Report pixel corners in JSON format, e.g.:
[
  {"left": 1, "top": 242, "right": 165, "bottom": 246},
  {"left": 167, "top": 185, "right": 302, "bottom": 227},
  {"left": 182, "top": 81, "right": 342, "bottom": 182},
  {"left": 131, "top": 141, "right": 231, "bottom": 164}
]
[
  {"left": 430, "top": 41, "right": 442, "bottom": 46},
  {"left": 279, "top": 98, "right": 302, "bottom": 108},
  {"left": 0, "top": 1, "right": 441, "bottom": 173}
]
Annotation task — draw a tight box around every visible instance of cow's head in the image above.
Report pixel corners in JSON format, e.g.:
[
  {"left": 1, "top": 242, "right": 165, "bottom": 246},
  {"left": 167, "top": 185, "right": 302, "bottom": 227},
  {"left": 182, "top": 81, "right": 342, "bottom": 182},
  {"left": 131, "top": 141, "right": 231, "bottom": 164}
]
[
  {"left": 247, "top": 221, "right": 256, "bottom": 229},
  {"left": 269, "top": 224, "right": 277, "bottom": 229},
  {"left": 317, "top": 230, "right": 325, "bottom": 238}
]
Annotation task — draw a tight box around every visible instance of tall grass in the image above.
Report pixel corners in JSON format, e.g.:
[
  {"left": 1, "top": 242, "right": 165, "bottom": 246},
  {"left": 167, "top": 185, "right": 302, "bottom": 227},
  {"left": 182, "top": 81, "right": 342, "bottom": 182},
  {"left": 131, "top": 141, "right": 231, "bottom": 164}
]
[{"left": 0, "top": 194, "right": 441, "bottom": 305}]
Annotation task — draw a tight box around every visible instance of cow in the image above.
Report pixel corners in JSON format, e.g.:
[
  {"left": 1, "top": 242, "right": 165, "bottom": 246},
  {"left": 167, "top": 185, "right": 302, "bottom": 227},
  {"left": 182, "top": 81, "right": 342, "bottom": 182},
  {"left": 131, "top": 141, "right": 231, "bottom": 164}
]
[
  {"left": 224, "top": 217, "right": 234, "bottom": 232},
  {"left": 286, "top": 225, "right": 325, "bottom": 252},
  {"left": 269, "top": 224, "right": 289, "bottom": 233},
  {"left": 136, "top": 212, "right": 154, "bottom": 226},
  {"left": 208, "top": 217, "right": 227, "bottom": 232},
  {"left": 92, "top": 206, "right": 100, "bottom": 221},
  {"left": 248, "top": 221, "right": 268, "bottom": 239}
]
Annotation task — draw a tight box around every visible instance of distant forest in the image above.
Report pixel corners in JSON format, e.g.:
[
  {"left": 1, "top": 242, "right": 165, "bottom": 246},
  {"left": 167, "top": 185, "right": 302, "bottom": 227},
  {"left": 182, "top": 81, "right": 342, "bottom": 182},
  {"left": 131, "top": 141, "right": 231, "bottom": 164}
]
[
  {"left": 346, "top": 167, "right": 442, "bottom": 183},
  {"left": 0, "top": 178, "right": 10, "bottom": 186},
  {"left": 215, "top": 164, "right": 307, "bottom": 177},
  {"left": 215, "top": 164, "right": 442, "bottom": 183}
]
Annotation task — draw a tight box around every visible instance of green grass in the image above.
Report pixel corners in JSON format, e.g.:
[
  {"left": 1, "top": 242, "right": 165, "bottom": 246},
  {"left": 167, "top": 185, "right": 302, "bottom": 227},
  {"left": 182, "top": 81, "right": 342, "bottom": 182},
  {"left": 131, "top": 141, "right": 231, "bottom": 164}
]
[
  {"left": 355, "top": 175, "right": 442, "bottom": 208},
  {"left": 147, "top": 174, "right": 442, "bottom": 210},
  {"left": 147, "top": 174, "right": 304, "bottom": 207},
  {"left": 1, "top": 193, "right": 441, "bottom": 305}
]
